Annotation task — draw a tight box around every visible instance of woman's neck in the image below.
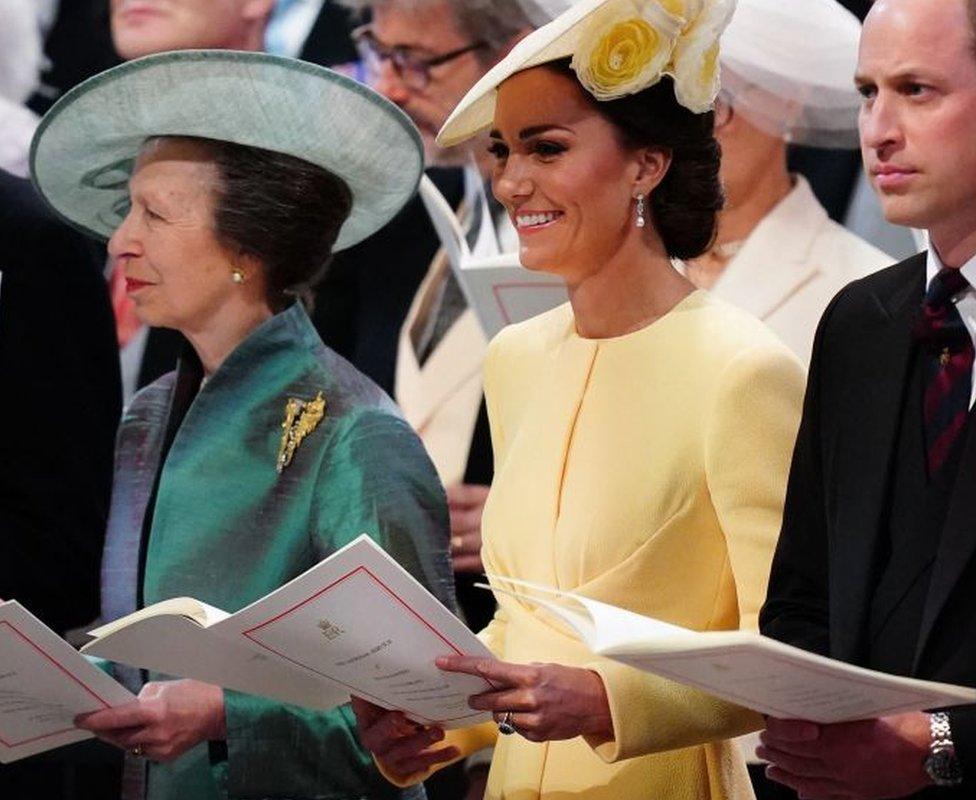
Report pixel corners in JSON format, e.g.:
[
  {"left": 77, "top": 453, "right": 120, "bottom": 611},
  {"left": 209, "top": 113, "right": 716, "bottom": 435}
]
[
  {"left": 182, "top": 301, "right": 275, "bottom": 376},
  {"left": 685, "top": 163, "right": 793, "bottom": 290},
  {"left": 567, "top": 234, "right": 694, "bottom": 340},
  {"left": 717, "top": 167, "right": 792, "bottom": 248}
]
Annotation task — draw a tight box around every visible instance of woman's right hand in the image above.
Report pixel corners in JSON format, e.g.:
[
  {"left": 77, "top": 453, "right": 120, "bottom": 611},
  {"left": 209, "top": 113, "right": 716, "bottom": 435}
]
[{"left": 350, "top": 696, "right": 459, "bottom": 781}]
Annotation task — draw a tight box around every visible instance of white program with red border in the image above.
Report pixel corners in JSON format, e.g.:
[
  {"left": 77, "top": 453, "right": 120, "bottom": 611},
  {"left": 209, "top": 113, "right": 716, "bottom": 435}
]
[
  {"left": 0, "top": 601, "right": 134, "bottom": 763},
  {"left": 83, "top": 536, "right": 495, "bottom": 728}
]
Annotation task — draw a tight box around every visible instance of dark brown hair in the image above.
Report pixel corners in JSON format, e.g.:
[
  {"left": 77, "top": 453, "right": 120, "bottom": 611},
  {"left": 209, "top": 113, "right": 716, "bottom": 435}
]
[
  {"left": 545, "top": 59, "right": 723, "bottom": 260},
  {"left": 171, "top": 137, "right": 353, "bottom": 310}
]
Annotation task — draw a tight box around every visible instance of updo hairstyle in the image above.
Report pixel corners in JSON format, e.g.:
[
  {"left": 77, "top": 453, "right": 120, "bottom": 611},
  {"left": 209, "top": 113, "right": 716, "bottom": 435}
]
[
  {"left": 545, "top": 59, "right": 723, "bottom": 260},
  {"left": 160, "top": 136, "right": 353, "bottom": 310}
]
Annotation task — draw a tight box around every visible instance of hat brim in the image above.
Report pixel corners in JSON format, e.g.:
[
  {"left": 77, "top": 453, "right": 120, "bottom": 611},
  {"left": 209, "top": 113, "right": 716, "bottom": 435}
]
[
  {"left": 437, "top": 0, "right": 603, "bottom": 148},
  {"left": 30, "top": 49, "right": 424, "bottom": 252}
]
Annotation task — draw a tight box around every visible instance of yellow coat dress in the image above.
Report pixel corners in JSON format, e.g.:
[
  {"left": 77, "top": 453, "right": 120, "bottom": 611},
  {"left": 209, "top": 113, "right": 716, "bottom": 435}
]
[{"left": 393, "top": 291, "right": 805, "bottom": 799}]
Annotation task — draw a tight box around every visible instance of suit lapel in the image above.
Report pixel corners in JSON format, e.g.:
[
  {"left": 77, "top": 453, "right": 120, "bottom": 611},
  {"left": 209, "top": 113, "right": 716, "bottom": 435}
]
[
  {"left": 830, "top": 257, "right": 924, "bottom": 663},
  {"left": 914, "top": 410, "right": 976, "bottom": 670},
  {"left": 395, "top": 248, "right": 486, "bottom": 432},
  {"left": 297, "top": 1, "right": 357, "bottom": 66}
]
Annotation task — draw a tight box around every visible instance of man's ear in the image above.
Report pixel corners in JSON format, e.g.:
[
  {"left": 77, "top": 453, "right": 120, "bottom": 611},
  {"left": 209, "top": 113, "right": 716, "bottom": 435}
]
[
  {"left": 634, "top": 147, "right": 672, "bottom": 197},
  {"left": 243, "top": 0, "right": 276, "bottom": 25}
]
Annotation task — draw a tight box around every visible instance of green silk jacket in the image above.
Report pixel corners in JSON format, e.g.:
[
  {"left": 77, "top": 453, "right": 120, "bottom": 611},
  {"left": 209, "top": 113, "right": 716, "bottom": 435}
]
[{"left": 101, "top": 304, "right": 452, "bottom": 800}]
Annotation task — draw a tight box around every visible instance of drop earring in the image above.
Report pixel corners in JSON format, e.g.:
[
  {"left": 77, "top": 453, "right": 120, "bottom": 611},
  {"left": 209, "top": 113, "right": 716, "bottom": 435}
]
[
  {"left": 635, "top": 193, "right": 646, "bottom": 229},
  {"left": 231, "top": 267, "right": 246, "bottom": 284}
]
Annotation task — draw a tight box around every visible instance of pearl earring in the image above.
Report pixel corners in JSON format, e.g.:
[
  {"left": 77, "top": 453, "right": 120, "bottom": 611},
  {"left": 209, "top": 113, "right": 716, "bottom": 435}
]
[
  {"left": 231, "top": 268, "right": 246, "bottom": 284},
  {"left": 635, "top": 194, "right": 646, "bottom": 229}
]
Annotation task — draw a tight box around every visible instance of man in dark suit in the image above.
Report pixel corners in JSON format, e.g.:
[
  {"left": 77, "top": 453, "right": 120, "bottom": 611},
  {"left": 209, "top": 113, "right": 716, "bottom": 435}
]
[
  {"left": 0, "top": 170, "right": 120, "bottom": 633},
  {"left": 759, "top": 0, "right": 976, "bottom": 797},
  {"left": 31, "top": 0, "right": 119, "bottom": 116},
  {"left": 0, "top": 171, "right": 122, "bottom": 797}
]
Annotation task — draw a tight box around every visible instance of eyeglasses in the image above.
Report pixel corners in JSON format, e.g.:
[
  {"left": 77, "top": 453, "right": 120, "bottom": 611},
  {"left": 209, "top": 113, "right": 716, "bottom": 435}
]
[{"left": 352, "top": 24, "right": 488, "bottom": 91}]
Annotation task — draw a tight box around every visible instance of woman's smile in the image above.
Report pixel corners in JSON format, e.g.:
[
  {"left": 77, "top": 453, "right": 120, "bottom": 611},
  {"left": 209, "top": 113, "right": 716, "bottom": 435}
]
[{"left": 514, "top": 210, "right": 564, "bottom": 232}]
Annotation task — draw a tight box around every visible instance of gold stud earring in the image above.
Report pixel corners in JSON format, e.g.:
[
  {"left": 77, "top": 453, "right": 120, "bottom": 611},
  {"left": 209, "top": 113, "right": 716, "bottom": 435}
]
[{"left": 231, "top": 268, "right": 246, "bottom": 284}]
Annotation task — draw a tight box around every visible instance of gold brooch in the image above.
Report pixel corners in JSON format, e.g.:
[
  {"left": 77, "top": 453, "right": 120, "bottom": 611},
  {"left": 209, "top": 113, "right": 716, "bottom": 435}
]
[{"left": 276, "top": 392, "right": 326, "bottom": 474}]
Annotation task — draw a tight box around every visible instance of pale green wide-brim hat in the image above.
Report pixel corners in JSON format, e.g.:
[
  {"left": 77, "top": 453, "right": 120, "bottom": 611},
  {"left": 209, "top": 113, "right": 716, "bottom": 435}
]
[{"left": 30, "top": 49, "right": 424, "bottom": 252}]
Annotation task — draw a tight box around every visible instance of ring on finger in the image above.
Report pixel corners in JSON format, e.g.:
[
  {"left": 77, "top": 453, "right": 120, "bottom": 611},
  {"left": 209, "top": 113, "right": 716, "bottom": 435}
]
[
  {"left": 496, "top": 711, "right": 517, "bottom": 736},
  {"left": 130, "top": 745, "right": 144, "bottom": 758}
]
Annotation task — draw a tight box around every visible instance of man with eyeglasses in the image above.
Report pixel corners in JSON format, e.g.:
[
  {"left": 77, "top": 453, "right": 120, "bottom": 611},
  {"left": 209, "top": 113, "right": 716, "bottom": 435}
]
[{"left": 347, "top": 0, "right": 535, "bottom": 165}]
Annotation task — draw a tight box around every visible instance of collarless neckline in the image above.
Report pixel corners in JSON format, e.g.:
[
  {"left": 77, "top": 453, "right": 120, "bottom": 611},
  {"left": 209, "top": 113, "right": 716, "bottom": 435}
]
[{"left": 568, "top": 290, "right": 707, "bottom": 345}]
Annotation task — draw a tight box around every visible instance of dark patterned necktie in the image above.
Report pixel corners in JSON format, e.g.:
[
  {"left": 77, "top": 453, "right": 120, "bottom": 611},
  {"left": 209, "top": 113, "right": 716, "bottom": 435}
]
[{"left": 916, "top": 267, "right": 975, "bottom": 475}]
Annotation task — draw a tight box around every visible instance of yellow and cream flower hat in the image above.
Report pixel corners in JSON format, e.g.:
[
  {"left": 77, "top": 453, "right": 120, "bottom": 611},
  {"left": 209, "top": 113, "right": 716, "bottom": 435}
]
[
  {"left": 438, "top": 0, "right": 735, "bottom": 148},
  {"left": 30, "top": 50, "right": 424, "bottom": 251}
]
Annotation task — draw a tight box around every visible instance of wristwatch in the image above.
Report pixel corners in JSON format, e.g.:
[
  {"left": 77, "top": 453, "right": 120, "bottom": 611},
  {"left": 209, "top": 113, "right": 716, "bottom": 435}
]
[{"left": 924, "top": 712, "right": 964, "bottom": 787}]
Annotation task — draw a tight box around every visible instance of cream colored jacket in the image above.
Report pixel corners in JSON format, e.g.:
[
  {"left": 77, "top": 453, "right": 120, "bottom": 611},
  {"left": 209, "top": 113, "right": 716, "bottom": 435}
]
[
  {"left": 709, "top": 177, "right": 893, "bottom": 366},
  {"left": 395, "top": 246, "right": 487, "bottom": 485}
]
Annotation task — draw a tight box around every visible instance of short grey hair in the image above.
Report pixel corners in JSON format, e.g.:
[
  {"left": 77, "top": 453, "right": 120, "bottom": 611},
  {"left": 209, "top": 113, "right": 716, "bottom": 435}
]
[{"left": 341, "top": 0, "right": 536, "bottom": 56}]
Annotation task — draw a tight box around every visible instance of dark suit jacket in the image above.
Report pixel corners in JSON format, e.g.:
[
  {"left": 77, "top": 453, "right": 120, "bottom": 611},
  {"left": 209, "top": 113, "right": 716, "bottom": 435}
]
[
  {"left": 311, "top": 168, "right": 465, "bottom": 394},
  {"left": 29, "top": 0, "right": 120, "bottom": 116},
  {"left": 760, "top": 253, "right": 976, "bottom": 794},
  {"left": 0, "top": 170, "right": 121, "bottom": 634},
  {"left": 298, "top": 0, "right": 359, "bottom": 66}
]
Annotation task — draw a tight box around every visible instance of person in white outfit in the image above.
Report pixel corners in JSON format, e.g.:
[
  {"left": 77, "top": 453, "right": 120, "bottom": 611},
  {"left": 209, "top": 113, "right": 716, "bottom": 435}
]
[
  {"left": 0, "top": 0, "right": 46, "bottom": 177},
  {"left": 681, "top": 0, "right": 894, "bottom": 367}
]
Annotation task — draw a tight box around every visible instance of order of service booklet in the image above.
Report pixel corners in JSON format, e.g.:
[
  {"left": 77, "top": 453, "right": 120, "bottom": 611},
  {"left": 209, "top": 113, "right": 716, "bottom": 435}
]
[
  {"left": 417, "top": 174, "right": 568, "bottom": 339},
  {"left": 0, "top": 600, "right": 135, "bottom": 763},
  {"left": 81, "top": 535, "right": 494, "bottom": 729},
  {"left": 485, "top": 576, "right": 976, "bottom": 723}
]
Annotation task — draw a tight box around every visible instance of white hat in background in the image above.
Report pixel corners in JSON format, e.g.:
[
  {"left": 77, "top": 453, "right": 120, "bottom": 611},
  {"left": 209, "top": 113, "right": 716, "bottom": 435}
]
[{"left": 720, "top": 0, "right": 862, "bottom": 148}]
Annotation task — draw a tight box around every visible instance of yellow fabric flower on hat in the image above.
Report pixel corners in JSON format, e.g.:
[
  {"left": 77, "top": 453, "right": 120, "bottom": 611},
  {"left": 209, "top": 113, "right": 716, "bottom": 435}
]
[
  {"left": 571, "top": 0, "right": 684, "bottom": 101},
  {"left": 660, "top": 0, "right": 705, "bottom": 29},
  {"left": 670, "top": 0, "right": 735, "bottom": 112}
]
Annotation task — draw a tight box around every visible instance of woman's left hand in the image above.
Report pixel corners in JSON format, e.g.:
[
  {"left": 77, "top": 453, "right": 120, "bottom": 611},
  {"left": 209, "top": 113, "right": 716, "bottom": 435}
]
[
  {"left": 436, "top": 656, "right": 613, "bottom": 745},
  {"left": 75, "top": 679, "right": 226, "bottom": 762}
]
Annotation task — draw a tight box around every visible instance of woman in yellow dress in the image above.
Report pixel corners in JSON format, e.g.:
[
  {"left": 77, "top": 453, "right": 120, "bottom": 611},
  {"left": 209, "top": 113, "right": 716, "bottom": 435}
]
[{"left": 353, "top": 0, "right": 805, "bottom": 797}]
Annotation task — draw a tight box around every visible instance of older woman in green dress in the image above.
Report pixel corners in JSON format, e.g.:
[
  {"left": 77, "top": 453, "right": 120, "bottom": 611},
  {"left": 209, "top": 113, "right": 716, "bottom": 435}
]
[{"left": 30, "top": 51, "right": 451, "bottom": 800}]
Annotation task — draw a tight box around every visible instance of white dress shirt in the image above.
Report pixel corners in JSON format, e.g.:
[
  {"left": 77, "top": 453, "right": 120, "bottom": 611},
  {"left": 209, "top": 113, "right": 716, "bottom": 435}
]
[
  {"left": 926, "top": 246, "right": 976, "bottom": 408},
  {"left": 264, "top": 0, "right": 326, "bottom": 57},
  {"left": 0, "top": 97, "right": 38, "bottom": 178}
]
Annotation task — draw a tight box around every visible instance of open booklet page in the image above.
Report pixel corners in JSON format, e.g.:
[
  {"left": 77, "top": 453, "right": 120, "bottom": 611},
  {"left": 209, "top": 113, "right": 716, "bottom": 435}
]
[
  {"left": 207, "top": 536, "right": 494, "bottom": 727},
  {"left": 486, "top": 576, "right": 976, "bottom": 723},
  {"left": 84, "top": 536, "right": 493, "bottom": 728},
  {"left": 83, "top": 607, "right": 344, "bottom": 712},
  {"left": 0, "top": 601, "right": 134, "bottom": 763},
  {"left": 458, "top": 258, "right": 570, "bottom": 340},
  {"left": 417, "top": 174, "right": 568, "bottom": 340}
]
